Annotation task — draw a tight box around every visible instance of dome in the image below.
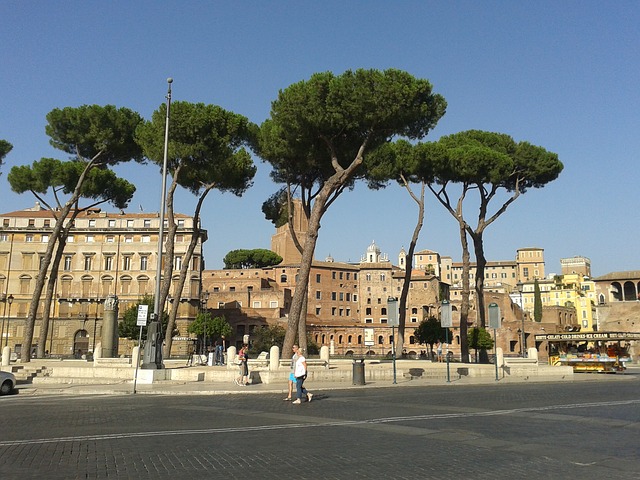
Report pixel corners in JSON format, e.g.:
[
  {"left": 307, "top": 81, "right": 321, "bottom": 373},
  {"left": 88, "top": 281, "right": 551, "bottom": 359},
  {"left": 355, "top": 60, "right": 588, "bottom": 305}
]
[{"left": 367, "top": 240, "right": 381, "bottom": 254}]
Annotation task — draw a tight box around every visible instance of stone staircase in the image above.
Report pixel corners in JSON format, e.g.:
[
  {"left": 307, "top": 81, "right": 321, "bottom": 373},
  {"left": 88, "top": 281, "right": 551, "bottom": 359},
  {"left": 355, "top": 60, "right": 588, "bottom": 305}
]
[{"left": 9, "top": 365, "right": 49, "bottom": 384}]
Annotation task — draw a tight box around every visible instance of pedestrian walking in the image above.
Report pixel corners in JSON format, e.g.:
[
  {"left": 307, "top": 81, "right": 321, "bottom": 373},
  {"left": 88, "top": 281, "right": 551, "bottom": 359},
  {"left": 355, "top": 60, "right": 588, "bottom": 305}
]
[
  {"left": 292, "top": 345, "right": 313, "bottom": 404},
  {"left": 235, "top": 344, "right": 249, "bottom": 386},
  {"left": 436, "top": 341, "right": 443, "bottom": 362},
  {"left": 283, "top": 347, "right": 299, "bottom": 401}
]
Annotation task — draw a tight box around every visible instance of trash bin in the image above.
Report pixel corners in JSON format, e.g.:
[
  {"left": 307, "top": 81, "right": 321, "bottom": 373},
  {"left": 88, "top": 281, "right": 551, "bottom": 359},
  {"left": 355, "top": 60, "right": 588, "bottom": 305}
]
[{"left": 352, "top": 358, "right": 365, "bottom": 385}]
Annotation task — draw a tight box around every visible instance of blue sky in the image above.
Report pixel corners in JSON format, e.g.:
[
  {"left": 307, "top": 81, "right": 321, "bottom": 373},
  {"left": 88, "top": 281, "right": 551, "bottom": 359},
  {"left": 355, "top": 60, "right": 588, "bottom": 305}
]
[{"left": 1, "top": 1, "right": 638, "bottom": 276}]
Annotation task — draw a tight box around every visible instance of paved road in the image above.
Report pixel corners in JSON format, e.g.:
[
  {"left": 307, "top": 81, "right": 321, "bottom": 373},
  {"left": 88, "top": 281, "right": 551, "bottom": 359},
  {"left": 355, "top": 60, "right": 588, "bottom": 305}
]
[{"left": 1, "top": 377, "right": 639, "bottom": 479}]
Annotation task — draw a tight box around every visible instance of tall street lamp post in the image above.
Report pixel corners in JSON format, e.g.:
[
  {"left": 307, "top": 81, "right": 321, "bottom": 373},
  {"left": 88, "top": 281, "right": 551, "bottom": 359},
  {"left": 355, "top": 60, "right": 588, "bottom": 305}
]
[
  {"left": 516, "top": 282, "right": 526, "bottom": 357},
  {"left": 143, "top": 77, "right": 172, "bottom": 369}
]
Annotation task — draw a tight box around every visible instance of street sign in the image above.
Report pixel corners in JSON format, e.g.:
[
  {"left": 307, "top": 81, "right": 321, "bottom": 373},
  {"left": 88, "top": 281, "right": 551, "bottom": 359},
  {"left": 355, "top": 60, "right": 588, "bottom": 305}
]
[
  {"left": 441, "top": 300, "right": 453, "bottom": 327},
  {"left": 387, "top": 297, "right": 399, "bottom": 326},
  {"left": 488, "top": 303, "right": 501, "bottom": 329},
  {"left": 137, "top": 305, "right": 149, "bottom": 327},
  {"left": 364, "top": 328, "right": 374, "bottom": 346}
]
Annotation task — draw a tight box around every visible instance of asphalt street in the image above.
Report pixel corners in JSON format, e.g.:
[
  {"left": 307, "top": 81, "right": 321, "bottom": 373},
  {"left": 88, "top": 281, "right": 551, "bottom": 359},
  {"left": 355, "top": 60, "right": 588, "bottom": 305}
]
[{"left": 1, "top": 377, "right": 639, "bottom": 479}]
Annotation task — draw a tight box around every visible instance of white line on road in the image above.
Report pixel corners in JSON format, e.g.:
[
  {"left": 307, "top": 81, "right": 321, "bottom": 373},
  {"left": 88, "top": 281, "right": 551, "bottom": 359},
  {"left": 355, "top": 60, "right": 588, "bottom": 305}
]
[{"left": 1, "top": 398, "right": 637, "bottom": 447}]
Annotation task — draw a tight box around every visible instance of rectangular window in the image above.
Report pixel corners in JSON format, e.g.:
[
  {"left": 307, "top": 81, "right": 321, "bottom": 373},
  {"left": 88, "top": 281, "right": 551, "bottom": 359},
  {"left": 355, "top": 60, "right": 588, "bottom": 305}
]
[
  {"left": 140, "top": 256, "right": 148, "bottom": 271},
  {"left": 26, "top": 234, "right": 34, "bottom": 242},
  {"left": 108, "top": 219, "right": 116, "bottom": 228},
  {"left": 174, "top": 256, "right": 182, "bottom": 270},
  {"left": 142, "top": 235, "right": 150, "bottom": 243},
  {"left": 269, "top": 301, "right": 278, "bottom": 308},
  {"left": 124, "top": 235, "right": 133, "bottom": 243},
  {"left": 106, "top": 235, "right": 115, "bottom": 243},
  {"left": 67, "top": 235, "right": 74, "bottom": 243},
  {"left": 177, "top": 219, "right": 185, "bottom": 227},
  {"left": 127, "top": 220, "right": 134, "bottom": 228},
  {"left": 316, "top": 274, "right": 321, "bottom": 283},
  {"left": 84, "top": 256, "right": 92, "bottom": 270},
  {"left": 143, "top": 219, "right": 151, "bottom": 228},
  {"left": 315, "top": 291, "right": 321, "bottom": 300},
  {"left": 123, "top": 257, "right": 132, "bottom": 270},
  {"left": 88, "top": 219, "right": 96, "bottom": 228},
  {"left": 86, "top": 235, "right": 94, "bottom": 243},
  {"left": 64, "top": 255, "right": 72, "bottom": 271},
  {"left": 104, "top": 256, "right": 113, "bottom": 270},
  {"left": 41, "top": 234, "right": 49, "bottom": 243},
  {"left": 331, "top": 292, "right": 337, "bottom": 301}
]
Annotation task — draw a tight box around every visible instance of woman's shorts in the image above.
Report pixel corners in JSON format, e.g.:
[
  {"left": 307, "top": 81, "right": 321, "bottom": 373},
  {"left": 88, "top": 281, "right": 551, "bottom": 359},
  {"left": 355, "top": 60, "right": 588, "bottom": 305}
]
[{"left": 289, "top": 373, "right": 296, "bottom": 382}]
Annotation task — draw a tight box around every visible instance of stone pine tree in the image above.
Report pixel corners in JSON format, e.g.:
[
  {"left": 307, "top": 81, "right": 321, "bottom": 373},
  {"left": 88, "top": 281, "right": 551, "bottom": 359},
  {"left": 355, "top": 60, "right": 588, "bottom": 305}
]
[
  {"left": 7, "top": 105, "right": 143, "bottom": 362},
  {"left": 365, "top": 139, "right": 441, "bottom": 354},
  {"left": 416, "top": 130, "right": 563, "bottom": 362},
  {"left": 0, "top": 140, "right": 12, "bottom": 175},
  {"left": 257, "top": 68, "right": 446, "bottom": 358},
  {"left": 136, "top": 101, "right": 257, "bottom": 357}
]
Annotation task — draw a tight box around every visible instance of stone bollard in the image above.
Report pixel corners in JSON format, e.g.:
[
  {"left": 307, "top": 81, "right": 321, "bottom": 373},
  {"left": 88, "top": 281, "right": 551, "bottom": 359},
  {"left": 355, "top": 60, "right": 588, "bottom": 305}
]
[
  {"left": 527, "top": 347, "right": 538, "bottom": 362},
  {"left": 269, "top": 345, "right": 280, "bottom": 371},
  {"left": 1, "top": 346, "right": 10, "bottom": 366},
  {"left": 227, "top": 346, "right": 237, "bottom": 370},
  {"left": 496, "top": 347, "right": 504, "bottom": 367},
  {"left": 320, "top": 345, "right": 330, "bottom": 364},
  {"left": 132, "top": 346, "right": 141, "bottom": 367}
]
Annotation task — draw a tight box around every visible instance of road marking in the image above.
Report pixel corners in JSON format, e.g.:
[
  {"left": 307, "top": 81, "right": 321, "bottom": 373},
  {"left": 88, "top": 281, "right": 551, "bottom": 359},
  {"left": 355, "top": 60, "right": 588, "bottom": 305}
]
[{"left": 0, "top": 398, "right": 637, "bottom": 447}]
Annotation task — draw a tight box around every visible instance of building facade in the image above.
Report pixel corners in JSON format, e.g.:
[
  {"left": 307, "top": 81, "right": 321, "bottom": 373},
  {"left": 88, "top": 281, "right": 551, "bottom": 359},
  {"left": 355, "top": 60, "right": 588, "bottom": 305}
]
[{"left": 0, "top": 203, "right": 206, "bottom": 357}]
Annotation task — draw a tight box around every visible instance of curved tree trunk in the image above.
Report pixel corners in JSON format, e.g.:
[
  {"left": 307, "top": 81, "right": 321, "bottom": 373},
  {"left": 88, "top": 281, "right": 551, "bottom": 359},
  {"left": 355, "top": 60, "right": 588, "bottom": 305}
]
[
  {"left": 396, "top": 181, "right": 426, "bottom": 354},
  {"left": 471, "top": 231, "right": 490, "bottom": 363},
  {"left": 36, "top": 232, "right": 68, "bottom": 358},
  {"left": 458, "top": 220, "right": 471, "bottom": 363},
  {"left": 162, "top": 186, "right": 211, "bottom": 358},
  {"left": 22, "top": 170, "right": 97, "bottom": 362},
  {"left": 157, "top": 174, "right": 180, "bottom": 339}
]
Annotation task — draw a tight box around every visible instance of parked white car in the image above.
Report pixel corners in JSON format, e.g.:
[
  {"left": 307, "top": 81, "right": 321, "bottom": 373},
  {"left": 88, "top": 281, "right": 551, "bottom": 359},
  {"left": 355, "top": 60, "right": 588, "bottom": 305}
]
[{"left": 0, "top": 370, "right": 16, "bottom": 395}]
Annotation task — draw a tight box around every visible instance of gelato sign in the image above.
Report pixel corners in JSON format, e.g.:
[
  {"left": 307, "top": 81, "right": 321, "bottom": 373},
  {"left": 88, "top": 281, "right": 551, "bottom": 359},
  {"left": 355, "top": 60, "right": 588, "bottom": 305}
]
[{"left": 535, "top": 332, "right": 640, "bottom": 342}]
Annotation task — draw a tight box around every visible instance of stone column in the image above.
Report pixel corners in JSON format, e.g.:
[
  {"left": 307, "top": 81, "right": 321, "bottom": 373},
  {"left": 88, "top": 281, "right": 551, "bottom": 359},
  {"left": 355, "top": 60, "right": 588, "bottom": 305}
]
[{"left": 101, "top": 295, "right": 119, "bottom": 358}]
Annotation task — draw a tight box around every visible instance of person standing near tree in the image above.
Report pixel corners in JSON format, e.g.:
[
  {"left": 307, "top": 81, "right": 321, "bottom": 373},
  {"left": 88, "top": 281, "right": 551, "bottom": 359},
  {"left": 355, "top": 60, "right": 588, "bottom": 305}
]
[
  {"left": 283, "top": 346, "right": 299, "bottom": 401},
  {"left": 292, "top": 345, "right": 312, "bottom": 404},
  {"left": 235, "top": 344, "right": 249, "bottom": 386}
]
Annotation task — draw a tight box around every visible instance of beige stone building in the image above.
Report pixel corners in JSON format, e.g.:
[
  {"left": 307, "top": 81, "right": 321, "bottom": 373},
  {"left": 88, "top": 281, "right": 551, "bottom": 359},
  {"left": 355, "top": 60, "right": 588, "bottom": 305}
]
[{"left": 0, "top": 202, "right": 206, "bottom": 358}]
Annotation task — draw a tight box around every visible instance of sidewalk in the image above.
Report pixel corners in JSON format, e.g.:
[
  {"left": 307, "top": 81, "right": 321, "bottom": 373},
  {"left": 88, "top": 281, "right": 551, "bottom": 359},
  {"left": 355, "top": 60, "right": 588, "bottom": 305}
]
[{"left": 10, "top": 360, "right": 636, "bottom": 397}]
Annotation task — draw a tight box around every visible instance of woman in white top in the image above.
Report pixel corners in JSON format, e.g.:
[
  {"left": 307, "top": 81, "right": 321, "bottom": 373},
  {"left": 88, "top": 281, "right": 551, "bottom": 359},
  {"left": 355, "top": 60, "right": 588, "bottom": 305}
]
[{"left": 292, "top": 345, "right": 313, "bottom": 404}]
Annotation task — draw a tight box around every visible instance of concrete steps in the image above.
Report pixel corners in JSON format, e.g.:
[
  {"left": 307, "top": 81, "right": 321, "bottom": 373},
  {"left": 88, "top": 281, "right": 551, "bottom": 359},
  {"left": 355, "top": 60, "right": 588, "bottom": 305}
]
[{"left": 10, "top": 365, "right": 49, "bottom": 384}]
